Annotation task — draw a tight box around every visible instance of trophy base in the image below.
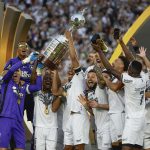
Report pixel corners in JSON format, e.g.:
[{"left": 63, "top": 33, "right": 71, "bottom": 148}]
[{"left": 43, "top": 59, "right": 57, "bottom": 70}]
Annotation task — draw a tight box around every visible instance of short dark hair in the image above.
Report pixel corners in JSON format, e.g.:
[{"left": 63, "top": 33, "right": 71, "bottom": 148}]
[
  {"left": 17, "top": 41, "right": 29, "bottom": 50},
  {"left": 130, "top": 60, "right": 142, "bottom": 75},
  {"left": 102, "top": 69, "right": 113, "bottom": 78},
  {"left": 119, "top": 56, "right": 129, "bottom": 71},
  {"left": 88, "top": 69, "right": 96, "bottom": 74}
]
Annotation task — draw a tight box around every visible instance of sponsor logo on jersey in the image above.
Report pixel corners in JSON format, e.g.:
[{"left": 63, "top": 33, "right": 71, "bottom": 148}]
[{"left": 21, "top": 71, "right": 31, "bottom": 78}]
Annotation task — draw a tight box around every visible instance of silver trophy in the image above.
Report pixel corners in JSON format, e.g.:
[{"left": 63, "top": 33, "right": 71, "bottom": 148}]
[{"left": 41, "top": 9, "right": 86, "bottom": 70}]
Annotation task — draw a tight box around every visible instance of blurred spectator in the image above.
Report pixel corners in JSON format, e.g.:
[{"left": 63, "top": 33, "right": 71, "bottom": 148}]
[{"left": 5, "top": 0, "right": 150, "bottom": 79}]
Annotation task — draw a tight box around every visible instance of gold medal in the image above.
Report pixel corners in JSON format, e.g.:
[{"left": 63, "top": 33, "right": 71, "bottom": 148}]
[
  {"left": 17, "top": 99, "right": 21, "bottom": 105},
  {"left": 44, "top": 106, "right": 49, "bottom": 115}
]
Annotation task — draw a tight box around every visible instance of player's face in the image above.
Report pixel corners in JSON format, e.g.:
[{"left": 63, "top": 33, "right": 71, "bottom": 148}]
[
  {"left": 43, "top": 72, "right": 52, "bottom": 91},
  {"left": 13, "top": 70, "right": 21, "bottom": 83},
  {"left": 87, "top": 72, "right": 97, "bottom": 89},
  {"left": 67, "top": 68, "right": 75, "bottom": 82},
  {"left": 18, "top": 47, "right": 29, "bottom": 57},
  {"left": 102, "top": 72, "right": 111, "bottom": 80},
  {"left": 95, "top": 53, "right": 103, "bottom": 67},
  {"left": 112, "top": 58, "right": 124, "bottom": 72},
  {"left": 87, "top": 53, "right": 95, "bottom": 65}
]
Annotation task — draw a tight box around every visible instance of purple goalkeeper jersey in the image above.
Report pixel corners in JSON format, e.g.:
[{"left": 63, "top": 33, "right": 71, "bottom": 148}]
[
  {"left": 0, "top": 61, "right": 42, "bottom": 122},
  {"left": 4, "top": 57, "right": 33, "bottom": 82}
]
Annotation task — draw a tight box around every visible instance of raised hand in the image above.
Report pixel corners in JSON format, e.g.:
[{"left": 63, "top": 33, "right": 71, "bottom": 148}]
[
  {"left": 138, "top": 46, "right": 147, "bottom": 58},
  {"left": 91, "top": 39, "right": 102, "bottom": 52},
  {"left": 65, "top": 30, "right": 72, "bottom": 40},
  {"left": 130, "top": 37, "right": 138, "bottom": 46}
]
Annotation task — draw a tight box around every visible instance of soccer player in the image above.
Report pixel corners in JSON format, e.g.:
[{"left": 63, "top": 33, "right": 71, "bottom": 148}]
[
  {"left": 33, "top": 69, "right": 61, "bottom": 150},
  {"left": 3, "top": 42, "right": 35, "bottom": 122},
  {"left": 136, "top": 47, "right": 150, "bottom": 150},
  {"left": 79, "top": 69, "right": 111, "bottom": 150},
  {"left": 121, "top": 60, "right": 147, "bottom": 150},
  {"left": 92, "top": 39, "right": 129, "bottom": 150},
  {"left": 118, "top": 38, "right": 150, "bottom": 150},
  {"left": 53, "top": 30, "right": 90, "bottom": 150},
  {"left": 2, "top": 42, "right": 37, "bottom": 150},
  {"left": 0, "top": 54, "right": 42, "bottom": 150},
  {"left": 52, "top": 67, "right": 75, "bottom": 149},
  {"left": 94, "top": 40, "right": 147, "bottom": 149}
]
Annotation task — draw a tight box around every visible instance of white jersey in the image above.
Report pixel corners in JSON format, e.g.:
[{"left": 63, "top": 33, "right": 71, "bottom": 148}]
[
  {"left": 141, "top": 70, "right": 150, "bottom": 89},
  {"left": 33, "top": 91, "right": 58, "bottom": 128},
  {"left": 85, "top": 86, "right": 110, "bottom": 131},
  {"left": 107, "top": 78, "right": 125, "bottom": 113},
  {"left": 122, "top": 72, "right": 147, "bottom": 118},
  {"left": 144, "top": 70, "right": 150, "bottom": 123},
  {"left": 145, "top": 101, "right": 150, "bottom": 123},
  {"left": 61, "top": 97, "right": 70, "bottom": 131},
  {"left": 94, "top": 86, "right": 110, "bottom": 131},
  {"left": 65, "top": 69, "right": 86, "bottom": 114}
]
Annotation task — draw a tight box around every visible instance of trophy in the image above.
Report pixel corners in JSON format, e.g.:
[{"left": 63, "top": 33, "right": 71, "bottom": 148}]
[
  {"left": 41, "top": 9, "right": 86, "bottom": 70},
  {"left": 93, "top": 64, "right": 106, "bottom": 89}
]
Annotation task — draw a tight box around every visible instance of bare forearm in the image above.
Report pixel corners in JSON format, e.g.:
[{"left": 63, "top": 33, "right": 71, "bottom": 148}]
[
  {"left": 97, "top": 104, "right": 109, "bottom": 110},
  {"left": 119, "top": 39, "right": 134, "bottom": 62},
  {"left": 145, "top": 92, "right": 150, "bottom": 99},
  {"left": 143, "top": 57, "right": 150, "bottom": 69},
  {"left": 52, "top": 97, "right": 61, "bottom": 112},
  {"left": 97, "top": 50, "right": 121, "bottom": 79},
  {"left": 67, "top": 34, "right": 80, "bottom": 68},
  {"left": 52, "top": 70, "right": 61, "bottom": 94},
  {"left": 105, "top": 80, "right": 123, "bottom": 92}
]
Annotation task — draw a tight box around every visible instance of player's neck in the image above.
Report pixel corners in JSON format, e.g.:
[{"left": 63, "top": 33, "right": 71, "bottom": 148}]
[
  {"left": 42, "top": 88, "right": 51, "bottom": 93},
  {"left": 18, "top": 55, "right": 26, "bottom": 60}
]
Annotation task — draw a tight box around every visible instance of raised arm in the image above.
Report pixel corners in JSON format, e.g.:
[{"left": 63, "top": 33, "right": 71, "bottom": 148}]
[
  {"left": 2, "top": 61, "right": 23, "bottom": 82},
  {"left": 52, "top": 70, "right": 65, "bottom": 97},
  {"left": 30, "top": 60, "right": 38, "bottom": 84},
  {"left": 104, "top": 77, "right": 124, "bottom": 92},
  {"left": 92, "top": 39, "right": 121, "bottom": 80},
  {"left": 138, "top": 47, "right": 150, "bottom": 69},
  {"left": 93, "top": 64, "right": 106, "bottom": 88},
  {"left": 27, "top": 68, "right": 42, "bottom": 93},
  {"left": 51, "top": 97, "right": 61, "bottom": 112},
  {"left": 118, "top": 38, "right": 135, "bottom": 62},
  {"left": 65, "top": 30, "right": 80, "bottom": 69},
  {"left": 3, "top": 52, "right": 39, "bottom": 82}
]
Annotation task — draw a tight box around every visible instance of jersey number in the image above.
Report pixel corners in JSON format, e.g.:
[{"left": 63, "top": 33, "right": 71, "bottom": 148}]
[{"left": 140, "top": 91, "right": 144, "bottom": 105}]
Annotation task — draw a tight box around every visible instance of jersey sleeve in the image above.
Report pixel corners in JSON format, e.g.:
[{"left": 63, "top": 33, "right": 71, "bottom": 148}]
[
  {"left": 4, "top": 59, "right": 12, "bottom": 70},
  {"left": 74, "top": 67, "right": 85, "bottom": 80},
  {"left": 121, "top": 72, "right": 133, "bottom": 85},
  {"left": 2, "top": 61, "right": 23, "bottom": 82},
  {"left": 26, "top": 76, "right": 42, "bottom": 94}
]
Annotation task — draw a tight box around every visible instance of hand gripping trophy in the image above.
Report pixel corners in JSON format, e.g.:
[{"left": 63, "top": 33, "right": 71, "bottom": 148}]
[{"left": 40, "top": 9, "right": 86, "bottom": 70}]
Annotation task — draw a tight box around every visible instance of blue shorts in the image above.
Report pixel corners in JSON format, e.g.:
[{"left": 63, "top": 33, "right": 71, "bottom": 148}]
[{"left": 0, "top": 117, "right": 25, "bottom": 149}]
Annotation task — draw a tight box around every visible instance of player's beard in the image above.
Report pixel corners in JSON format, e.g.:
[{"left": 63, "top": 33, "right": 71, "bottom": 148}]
[{"left": 88, "top": 82, "right": 97, "bottom": 91}]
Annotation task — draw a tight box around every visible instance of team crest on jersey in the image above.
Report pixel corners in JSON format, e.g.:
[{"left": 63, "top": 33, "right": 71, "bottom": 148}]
[
  {"left": 63, "top": 82, "right": 72, "bottom": 91},
  {"left": 123, "top": 79, "right": 133, "bottom": 83},
  {"left": 21, "top": 71, "right": 31, "bottom": 78},
  {"left": 83, "top": 90, "right": 98, "bottom": 101},
  {"left": 38, "top": 92, "right": 54, "bottom": 106}
]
